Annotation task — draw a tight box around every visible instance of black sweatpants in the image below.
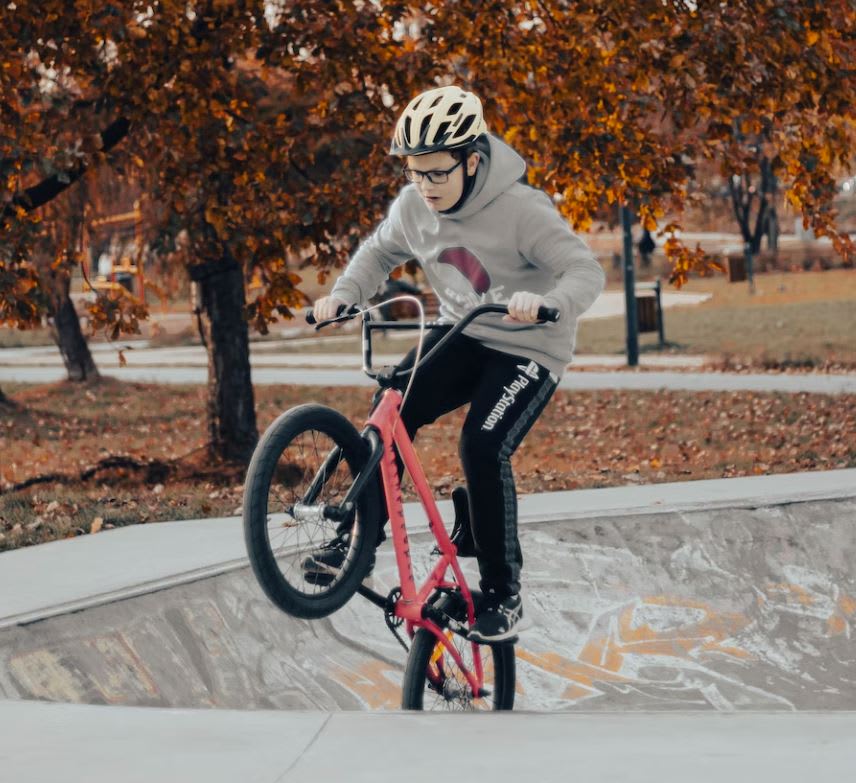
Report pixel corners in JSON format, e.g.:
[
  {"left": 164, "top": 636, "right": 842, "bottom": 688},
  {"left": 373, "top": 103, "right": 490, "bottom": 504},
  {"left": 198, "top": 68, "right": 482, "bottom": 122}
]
[{"left": 383, "top": 329, "right": 558, "bottom": 597}]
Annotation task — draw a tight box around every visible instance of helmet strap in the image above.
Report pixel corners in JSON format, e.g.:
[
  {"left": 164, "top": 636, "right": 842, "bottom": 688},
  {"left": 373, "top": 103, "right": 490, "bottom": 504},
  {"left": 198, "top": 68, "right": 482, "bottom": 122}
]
[{"left": 440, "top": 148, "right": 479, "bottom": 214}]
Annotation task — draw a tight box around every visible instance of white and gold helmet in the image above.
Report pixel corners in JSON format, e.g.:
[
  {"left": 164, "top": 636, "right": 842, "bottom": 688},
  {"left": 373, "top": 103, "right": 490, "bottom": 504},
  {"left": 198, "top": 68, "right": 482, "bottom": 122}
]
[{"left": 390, "top": 85, "right": 487, "bottom": 156}]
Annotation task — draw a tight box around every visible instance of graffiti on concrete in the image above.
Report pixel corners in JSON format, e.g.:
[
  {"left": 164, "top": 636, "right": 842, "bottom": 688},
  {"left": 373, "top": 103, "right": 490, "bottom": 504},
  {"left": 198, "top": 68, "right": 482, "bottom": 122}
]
[{"left": 2, "top": 501, "right": 854, "bottom": 711}]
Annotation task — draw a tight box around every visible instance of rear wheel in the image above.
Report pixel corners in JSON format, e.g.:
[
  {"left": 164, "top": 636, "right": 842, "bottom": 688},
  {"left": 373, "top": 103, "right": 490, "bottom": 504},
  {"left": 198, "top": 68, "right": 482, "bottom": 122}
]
[
  {"left": 401, "top": 591, "right": 516, "bottom": 711},
  {"left": 243, "top": 404, "right": 380, "bottom": 619}
]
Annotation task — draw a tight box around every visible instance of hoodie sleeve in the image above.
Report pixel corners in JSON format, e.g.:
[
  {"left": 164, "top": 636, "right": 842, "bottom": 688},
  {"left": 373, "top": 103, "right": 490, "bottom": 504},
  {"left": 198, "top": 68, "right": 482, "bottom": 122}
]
[
  {"left": 516, "top": 190, "right": 605, "bottom": 321},
  {"left": 330, "top": 192, "right": 413, "bottom": 305}
]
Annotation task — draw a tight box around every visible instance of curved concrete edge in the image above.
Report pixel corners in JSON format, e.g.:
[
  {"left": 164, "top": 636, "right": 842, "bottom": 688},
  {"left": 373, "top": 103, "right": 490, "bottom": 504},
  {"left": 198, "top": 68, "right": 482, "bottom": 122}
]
[
  {"left": 1, "top": 470, "right": 854, "bottom": 630},
  {"left": 1, "top": 701, "right": 855, "bottom": 783},
  {"left": 515, "top": 468, "right": 856, "bottom": 523}
]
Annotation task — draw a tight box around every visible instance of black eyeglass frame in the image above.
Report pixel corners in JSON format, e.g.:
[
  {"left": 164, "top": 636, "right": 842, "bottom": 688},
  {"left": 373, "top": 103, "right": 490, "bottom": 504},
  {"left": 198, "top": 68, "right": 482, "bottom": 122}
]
[{"left": 401, "top": 159, "right": 464, "bottom": 185}]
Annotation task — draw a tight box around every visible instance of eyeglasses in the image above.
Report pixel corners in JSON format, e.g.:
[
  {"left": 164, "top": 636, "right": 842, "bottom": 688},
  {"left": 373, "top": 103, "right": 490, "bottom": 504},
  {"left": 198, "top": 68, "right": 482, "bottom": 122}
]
[{"left": 402, "top": 159, "right": 463, "bottom": 185}]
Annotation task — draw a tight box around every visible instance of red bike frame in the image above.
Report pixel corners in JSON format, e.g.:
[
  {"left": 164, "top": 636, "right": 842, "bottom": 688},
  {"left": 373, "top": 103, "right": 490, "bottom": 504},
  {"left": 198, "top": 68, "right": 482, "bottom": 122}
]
[{"left": 366, "top": 386, "right": 485, "bottom": 696}]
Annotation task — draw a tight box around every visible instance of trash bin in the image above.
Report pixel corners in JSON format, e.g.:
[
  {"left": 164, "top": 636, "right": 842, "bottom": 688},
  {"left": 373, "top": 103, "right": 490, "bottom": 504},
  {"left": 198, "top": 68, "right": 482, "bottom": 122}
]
[
  {"left": 727, "top": 254, "right": 747, "bottom": 282},
  {"left": 634, "top": 280, "right": 665, "bottom": 347},
  {"left": 636, "top": 294, "right": 658, "bottom": 333}
]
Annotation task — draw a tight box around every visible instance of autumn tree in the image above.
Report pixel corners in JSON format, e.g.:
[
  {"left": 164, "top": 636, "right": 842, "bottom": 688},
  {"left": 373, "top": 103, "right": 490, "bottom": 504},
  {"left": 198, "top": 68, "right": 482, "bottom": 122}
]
[
  {"left": 415, "top": 0, "right": 853, "bottom": 280},
  {"left": 2, "top": 0, "right": 853, "bottom": 458},
  {"left": 1, "top": 1, "right": 433, "bottom": 460}
]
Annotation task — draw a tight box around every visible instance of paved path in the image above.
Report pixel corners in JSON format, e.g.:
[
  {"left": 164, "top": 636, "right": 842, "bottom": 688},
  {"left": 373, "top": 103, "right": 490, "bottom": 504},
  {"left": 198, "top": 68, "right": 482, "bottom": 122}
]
[
  {"left": 3, "top": 360, "right": 854, "bottom": 393},
  {"left": 5, "top": 285, "right": 854, "bottom": 392},
  {"left": 0, "top": 342, "right": 709, "bottom": 369}
]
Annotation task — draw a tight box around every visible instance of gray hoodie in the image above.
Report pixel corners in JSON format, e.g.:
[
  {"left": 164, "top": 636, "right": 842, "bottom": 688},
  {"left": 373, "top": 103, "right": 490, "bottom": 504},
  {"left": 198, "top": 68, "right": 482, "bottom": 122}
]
[{"left": 331, "top": 134, "right": 605, "bottom": 378}]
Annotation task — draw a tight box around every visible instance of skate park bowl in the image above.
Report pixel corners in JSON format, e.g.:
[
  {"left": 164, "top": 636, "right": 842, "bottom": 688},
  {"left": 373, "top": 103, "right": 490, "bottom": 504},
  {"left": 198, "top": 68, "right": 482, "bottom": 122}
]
[{"left": 1, "top": 471, "right": 855, "bottom": 781}]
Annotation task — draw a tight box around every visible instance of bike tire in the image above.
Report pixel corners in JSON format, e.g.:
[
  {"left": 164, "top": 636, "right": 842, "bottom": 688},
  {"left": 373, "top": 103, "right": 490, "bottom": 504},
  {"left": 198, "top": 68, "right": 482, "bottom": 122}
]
[
  {"left": 243, "top": 403, "right": 380, "bottom": 619},
  {"left": 400, "top": 592, "right": 516, "bottom": 711}
]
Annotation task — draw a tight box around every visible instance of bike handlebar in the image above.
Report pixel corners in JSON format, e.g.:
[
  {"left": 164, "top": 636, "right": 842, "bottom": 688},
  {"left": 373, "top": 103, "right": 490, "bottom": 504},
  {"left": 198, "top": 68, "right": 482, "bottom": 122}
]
[
  {"left": 306, "top": 301, "right": 560, "bottom": 384},
  {"left": 305, "top": 302, "right": 559, "bottom": 328}
]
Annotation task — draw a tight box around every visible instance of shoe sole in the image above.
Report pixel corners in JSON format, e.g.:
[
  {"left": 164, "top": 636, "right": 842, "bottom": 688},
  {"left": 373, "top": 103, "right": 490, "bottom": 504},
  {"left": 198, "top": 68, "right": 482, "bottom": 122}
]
[{"left": 467, "top": 615, "right": 532, "bottom": 645}]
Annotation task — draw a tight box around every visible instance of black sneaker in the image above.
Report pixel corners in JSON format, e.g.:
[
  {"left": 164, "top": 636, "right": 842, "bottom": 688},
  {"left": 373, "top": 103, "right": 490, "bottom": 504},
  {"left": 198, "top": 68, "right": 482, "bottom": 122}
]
[
  {"left": 301, "top": 536, "right": 375, "bottom": 586},
  {"left": 468, "top": 591, "right": 530, "bottom": 644}
]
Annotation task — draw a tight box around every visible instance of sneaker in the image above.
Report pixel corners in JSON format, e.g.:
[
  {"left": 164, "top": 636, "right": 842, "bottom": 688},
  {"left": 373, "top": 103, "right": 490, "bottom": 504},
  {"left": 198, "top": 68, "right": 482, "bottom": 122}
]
[
  {"left": 301, "top": 536, "right": 375, "bottom": 586},
  {"left": 468, "top": 591, "right": 530, "bottom": 644}
]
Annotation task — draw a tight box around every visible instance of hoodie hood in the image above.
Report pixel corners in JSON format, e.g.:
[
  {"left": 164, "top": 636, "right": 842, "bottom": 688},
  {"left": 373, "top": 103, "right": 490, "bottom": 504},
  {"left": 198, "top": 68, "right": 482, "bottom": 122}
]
[{"left": 440, "top": 133, "right": 527, "bottom": 220}]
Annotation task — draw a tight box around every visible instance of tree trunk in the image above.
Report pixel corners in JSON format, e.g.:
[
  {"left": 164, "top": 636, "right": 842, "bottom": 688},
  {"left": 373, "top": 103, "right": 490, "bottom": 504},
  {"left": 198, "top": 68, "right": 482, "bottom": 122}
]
[
  {"left": 49, "top": 280, "right": 100, "bottom": 382},
  {"left": 190, "top": 257, "right": 258, "bottom": 464}
]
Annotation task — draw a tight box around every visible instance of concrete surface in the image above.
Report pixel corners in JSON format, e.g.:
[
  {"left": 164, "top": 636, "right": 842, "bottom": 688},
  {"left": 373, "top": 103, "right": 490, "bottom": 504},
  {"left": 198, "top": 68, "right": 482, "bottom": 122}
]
[
  {"left": 1, "top": 471, "right": 854, "bottom": 712},
  {"left": 2, "top": 702, "right": 854, "bottom": 783},
  {"left": 3, "top": 495, "right": 855, "bottom": 711},
  {"left": 1, "top": 471, "right": 855, "bottom": 780}
]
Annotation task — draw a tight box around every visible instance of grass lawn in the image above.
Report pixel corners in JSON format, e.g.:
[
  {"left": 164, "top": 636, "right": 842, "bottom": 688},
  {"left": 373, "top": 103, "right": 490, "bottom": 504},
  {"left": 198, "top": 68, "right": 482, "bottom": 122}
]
[
  {"left": 214, "top": 269, "right": 856, "bottom": 366},
  {"left": 3, "top": 269, "right": 854, "bottom": 368},
  {"left": 575, "top": 269, "right": 856, "bottom": 366}
]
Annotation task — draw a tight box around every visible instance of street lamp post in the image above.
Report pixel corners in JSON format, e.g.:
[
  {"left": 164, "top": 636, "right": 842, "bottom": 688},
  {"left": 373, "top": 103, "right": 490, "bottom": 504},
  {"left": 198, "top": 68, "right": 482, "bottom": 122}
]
[{"left": 621, "top": 204, "right": 639, "bottom": 367}]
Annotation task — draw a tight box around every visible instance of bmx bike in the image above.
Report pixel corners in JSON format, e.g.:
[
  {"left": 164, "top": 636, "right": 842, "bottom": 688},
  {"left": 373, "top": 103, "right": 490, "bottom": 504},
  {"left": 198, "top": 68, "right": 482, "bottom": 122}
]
[{"left": 243, "top": 300, "right": 559, "bottom": 710}]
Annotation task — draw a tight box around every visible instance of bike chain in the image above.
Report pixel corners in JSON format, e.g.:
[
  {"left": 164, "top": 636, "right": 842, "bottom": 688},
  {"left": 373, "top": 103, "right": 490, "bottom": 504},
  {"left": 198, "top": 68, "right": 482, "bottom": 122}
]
[{"left": 383, "top": 587, "right": 410, "bottom": 653}]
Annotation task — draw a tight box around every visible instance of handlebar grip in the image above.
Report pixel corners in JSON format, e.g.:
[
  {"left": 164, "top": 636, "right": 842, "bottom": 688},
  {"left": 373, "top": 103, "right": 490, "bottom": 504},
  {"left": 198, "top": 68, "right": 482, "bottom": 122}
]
[
  {"left": 537, "top": 306, "right": 560, "bottom": 323},
  {"left": 306, "top": 304, "right": 357, "bottom": 327}
]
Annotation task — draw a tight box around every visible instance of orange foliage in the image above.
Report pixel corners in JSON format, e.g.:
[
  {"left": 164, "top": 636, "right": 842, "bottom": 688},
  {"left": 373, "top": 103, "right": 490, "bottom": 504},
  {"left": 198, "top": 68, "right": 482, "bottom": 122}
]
[{"left": 1, "top": 0, "right": 853, "bottom": 330}]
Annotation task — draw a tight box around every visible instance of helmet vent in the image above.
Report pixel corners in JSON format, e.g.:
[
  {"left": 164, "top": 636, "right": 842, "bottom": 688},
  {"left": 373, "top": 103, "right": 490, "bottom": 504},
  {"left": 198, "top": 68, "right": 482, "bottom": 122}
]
[
  {"left": 435, "top": 121, "right": 451, "bottom": 142},
  {"left": 403, "top": 116, "right": 412, "bottom": 143},
  {"left": 448, "top": 101, "right": 463, "bottom": 115},
  {"left": 455, "top": 114, "right": 476, "bottom": 138},
  {"left": 419, "top": 114, "right": 433, "bottom": 143}
]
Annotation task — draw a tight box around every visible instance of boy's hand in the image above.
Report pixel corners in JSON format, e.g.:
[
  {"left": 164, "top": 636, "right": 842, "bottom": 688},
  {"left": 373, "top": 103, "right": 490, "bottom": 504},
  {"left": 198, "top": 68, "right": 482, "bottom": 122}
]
[
  {"left": 503, "top": 291, "right": 547, "bottom": 323},
  {"left": 312, "top": 296, "right": 348, "bottom": 323}
]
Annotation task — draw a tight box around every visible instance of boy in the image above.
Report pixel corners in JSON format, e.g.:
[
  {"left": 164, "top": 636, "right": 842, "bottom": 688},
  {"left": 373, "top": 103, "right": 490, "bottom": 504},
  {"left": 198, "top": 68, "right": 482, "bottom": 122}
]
[{"left": 308, "top": 85, "right": 604, "bottom": 642}]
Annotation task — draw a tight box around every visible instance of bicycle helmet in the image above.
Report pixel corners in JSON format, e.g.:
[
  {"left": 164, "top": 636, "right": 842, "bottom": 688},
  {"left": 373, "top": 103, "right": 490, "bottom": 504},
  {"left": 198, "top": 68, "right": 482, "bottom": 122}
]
[{"left": 390, "top": 85, "right": 487, "bottom": 156}]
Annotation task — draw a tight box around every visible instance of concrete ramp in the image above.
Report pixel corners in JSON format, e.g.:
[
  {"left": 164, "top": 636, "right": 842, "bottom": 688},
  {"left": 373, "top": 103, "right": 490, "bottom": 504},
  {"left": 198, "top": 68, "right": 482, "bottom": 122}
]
[{"left": 1, "top": 496, "right": 854, "bottom": 711}]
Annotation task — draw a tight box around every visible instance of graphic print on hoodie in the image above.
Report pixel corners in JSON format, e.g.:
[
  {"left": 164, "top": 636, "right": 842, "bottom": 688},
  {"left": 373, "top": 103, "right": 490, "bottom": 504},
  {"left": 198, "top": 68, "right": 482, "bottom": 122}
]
[
  {"left": 437, "top": 247, "right": 492, "bottom": 296},
  {"left": 331, "top": 133, "right": 606, "bottom": 378}
]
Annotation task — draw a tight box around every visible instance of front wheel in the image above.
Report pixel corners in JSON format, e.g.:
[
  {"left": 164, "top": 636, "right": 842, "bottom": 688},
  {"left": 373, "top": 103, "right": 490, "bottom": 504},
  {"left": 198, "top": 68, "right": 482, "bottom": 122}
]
[
  {"left": 401, "top": 592, "right": 516, "bottom": 711},
  {"left": 243, "top": 404, "right": 380, "bottom": 619}
]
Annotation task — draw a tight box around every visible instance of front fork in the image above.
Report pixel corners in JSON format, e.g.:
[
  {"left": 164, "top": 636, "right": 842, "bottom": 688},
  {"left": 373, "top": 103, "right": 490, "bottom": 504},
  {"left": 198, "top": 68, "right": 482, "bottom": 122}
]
[{"left": 299, "top": 426, "right": 384, "bottom": 529}]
